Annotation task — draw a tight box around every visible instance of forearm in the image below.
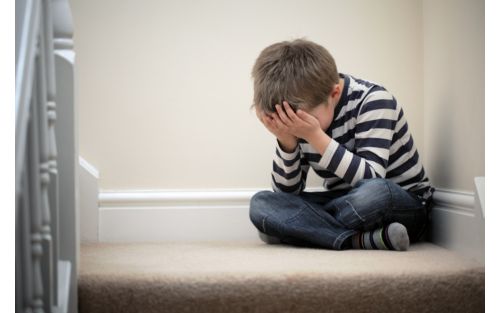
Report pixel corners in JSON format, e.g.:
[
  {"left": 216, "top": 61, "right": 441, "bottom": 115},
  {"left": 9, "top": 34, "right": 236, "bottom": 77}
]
[
  {"left": 305, "top": 129, "right": 331, "bottom": 155},
  {"left": 272, "top": 141, "right": 306, "bottom": 194},
  {"left": 317, "top": 139, "right": 386, "bottom": 185},
  {"left": 307, "top": 130, "right": 387, "bottom": 185}
]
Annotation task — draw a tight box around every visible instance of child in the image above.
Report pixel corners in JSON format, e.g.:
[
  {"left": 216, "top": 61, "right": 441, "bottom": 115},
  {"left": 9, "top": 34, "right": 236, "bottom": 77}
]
[{"left": 249, "top": 39, "right": 434, "bottom": 251}]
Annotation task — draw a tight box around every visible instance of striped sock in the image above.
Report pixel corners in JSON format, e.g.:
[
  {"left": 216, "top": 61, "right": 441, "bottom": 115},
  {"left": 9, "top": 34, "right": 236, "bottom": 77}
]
[{"left": 351, "top": 222, "right": 410, "bottom": 251}]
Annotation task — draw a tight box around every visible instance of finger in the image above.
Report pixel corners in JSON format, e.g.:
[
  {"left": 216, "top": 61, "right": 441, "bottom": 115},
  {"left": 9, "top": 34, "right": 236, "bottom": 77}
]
[
  {"left": 272, "top": 113, "right": 287, "bottom": 130},
  {"left": 258, "top": 110, "right": 272, "bottom": 126},
  {"left": 271, "top": 112, "right": 280, "bottom": 122},
  {"left": 283, "top": 101, "right": 299, "bottom": 121},
  {"left": 275, "top": 104, "right": 293, "bottom": 126},
  {"left": 258, "top": 113, "right": 268, "bottom": 125},
  {"left": 297, "top": 109, "right": 317, "bottom": 124},
  {"left": 262, "top": 115, "right": 274, "bottom": 128}
]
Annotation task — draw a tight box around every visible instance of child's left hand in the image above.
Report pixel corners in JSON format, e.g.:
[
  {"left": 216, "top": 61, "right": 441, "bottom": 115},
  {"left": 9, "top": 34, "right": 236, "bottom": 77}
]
[{"left": 271, "top": 101, "right": 322, "bottom": 142}]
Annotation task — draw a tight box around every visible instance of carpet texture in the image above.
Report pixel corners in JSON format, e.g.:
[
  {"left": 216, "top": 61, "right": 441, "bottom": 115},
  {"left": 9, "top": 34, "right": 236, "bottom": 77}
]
[{"left": 78, "top": 241, "right": 484, "bottom": 313}]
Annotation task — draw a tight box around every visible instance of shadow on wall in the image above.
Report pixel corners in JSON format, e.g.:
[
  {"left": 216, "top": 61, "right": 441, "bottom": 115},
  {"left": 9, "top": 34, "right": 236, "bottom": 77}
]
[{"left": 429, "top": 89, "right": 454, "bottom": 188}]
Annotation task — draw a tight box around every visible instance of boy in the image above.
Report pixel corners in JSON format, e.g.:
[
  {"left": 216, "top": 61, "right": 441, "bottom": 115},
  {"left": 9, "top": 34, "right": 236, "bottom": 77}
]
[{"left": 249, "top": 39, "right": 433, "bottom": 251}]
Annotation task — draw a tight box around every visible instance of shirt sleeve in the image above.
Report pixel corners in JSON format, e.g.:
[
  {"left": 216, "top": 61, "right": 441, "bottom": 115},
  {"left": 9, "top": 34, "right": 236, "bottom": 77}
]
[
  {"left": 271, "top": 140, "right": 310, "bottom": 194},
  {"left": 318, "top": 89, "right": 399, "bottom": 186}
]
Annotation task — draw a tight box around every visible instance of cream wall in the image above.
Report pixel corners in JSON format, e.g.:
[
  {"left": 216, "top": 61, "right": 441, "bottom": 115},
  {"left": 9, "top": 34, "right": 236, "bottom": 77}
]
[
  {"left": 72, "top": 0, "right": 424, "bottom": 190},
  {"left": 423, "top": 0, "right": 485, "bottom": 191}
]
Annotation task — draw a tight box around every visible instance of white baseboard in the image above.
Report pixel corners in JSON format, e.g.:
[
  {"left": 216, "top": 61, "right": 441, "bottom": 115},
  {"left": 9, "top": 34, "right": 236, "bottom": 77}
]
[
  {"left": 98, "top": 189, "right": 263, "bottom": 242},
  {"left": 98, "top": 187, "right": 327, "bottom": 243},
  {"left": 430, "top": 187, "right": 484, "bottom": 264}
]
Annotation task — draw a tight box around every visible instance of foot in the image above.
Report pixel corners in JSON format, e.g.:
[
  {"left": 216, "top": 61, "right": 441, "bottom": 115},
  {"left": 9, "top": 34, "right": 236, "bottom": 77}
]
[{"left": 351, "top": 222, "right": 410, "bottom": 251}]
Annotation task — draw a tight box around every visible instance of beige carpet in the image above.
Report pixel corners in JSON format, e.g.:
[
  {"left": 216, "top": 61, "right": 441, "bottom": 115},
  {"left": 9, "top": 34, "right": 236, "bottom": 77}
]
[{"left": 78, "top": 241, "right": 484, "bottom": 313}]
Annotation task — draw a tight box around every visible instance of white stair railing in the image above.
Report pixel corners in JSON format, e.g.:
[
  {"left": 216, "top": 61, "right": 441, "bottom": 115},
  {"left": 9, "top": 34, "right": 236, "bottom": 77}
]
[{"left": 16, "top": 1, "right": 76, "bottom": 313}]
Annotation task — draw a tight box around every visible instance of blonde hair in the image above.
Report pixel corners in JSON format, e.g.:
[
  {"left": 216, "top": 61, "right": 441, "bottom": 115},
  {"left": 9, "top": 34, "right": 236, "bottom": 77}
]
[{"left": 251, "top": 38, "right": 339, "bottom": 113}]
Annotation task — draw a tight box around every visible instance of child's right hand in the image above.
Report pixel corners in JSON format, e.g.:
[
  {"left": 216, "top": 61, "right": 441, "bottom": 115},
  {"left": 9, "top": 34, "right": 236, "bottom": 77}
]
[{"left": 256, "top": 107, "right": 298, "bottom": 152}]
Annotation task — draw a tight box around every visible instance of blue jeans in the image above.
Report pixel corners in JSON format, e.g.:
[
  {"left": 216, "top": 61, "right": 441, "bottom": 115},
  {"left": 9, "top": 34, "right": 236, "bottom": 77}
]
[{"left": 249, "top": 178, "right": 431, "bottom": 250}]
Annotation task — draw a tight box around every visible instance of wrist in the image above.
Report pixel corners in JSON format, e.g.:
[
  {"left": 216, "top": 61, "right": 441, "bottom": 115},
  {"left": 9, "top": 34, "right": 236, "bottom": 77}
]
[
  {"left": 277, "top": 137, "right": 298, "bottom": 153},
  {"left": 306, "top": 129, "right": 330, "bottom": 155}
]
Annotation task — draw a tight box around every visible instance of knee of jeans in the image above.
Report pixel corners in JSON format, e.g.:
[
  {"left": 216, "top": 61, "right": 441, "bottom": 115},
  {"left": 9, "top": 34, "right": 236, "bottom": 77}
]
[
  {"left": 333, "top": 179, "right": 391, "bottom": 229},
  {"left": 249, "top": 191, "right": 274, "bottom": 229},
  {"left": 250, "top": 191, "right": 274, "bottom": 212},
  {"left": 332, "top": 199, "right": 364, "bottom": 229}
]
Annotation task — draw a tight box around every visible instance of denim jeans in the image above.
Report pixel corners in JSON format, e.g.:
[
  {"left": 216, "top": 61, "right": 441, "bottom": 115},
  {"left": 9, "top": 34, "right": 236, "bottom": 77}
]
[{"left": 249, "top": 178, "right": 431, "bottom": 250}]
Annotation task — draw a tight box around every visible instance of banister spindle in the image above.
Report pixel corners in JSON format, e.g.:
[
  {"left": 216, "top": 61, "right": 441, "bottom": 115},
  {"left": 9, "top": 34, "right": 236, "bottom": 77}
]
[
  {"left": 47, "top": 99, "right": 60, "bottom": 307},
  {"left": 47, "top": 102, "right": 57, "bottom": 170},
  {"left": 28, "top": 59, "right": 45, "bottom": 313},
  {"left": 37, "top": 1, "right": 56, "bottom": 311},
  {"left": 45, "top": 2, "right": 60, "bottom": 304},
  {"left": 21, "top": 138, "right": 35, "bottom": 313}
]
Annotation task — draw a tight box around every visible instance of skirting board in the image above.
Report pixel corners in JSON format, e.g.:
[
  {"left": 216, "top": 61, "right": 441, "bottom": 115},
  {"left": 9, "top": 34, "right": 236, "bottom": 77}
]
[
  {"left": 98, "top": 189, "right": 264, "bottom": 242},
  {"left": 429, "top": 187, "right": 484, "bottom": 264},
  {"left": 98, "top": 187, "right": 484, "bottom": 259}
]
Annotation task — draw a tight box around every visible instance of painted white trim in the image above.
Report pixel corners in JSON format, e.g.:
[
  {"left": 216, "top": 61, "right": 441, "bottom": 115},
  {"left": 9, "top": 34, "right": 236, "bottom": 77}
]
[
  {"left": 99, "top": 189, "right": 258, "bottom": 206},
  {"left": 79, "top": 156, "right": 99, "bottom": 178},
  {"left": 98, "top": 189, "right": 261, "bottom": 242},
  {"left": 78, "top": 157, "right": 99, "bottom": 242},
  {"left": 429, "top": 184, "right": 484, "bottom": 264},
  {"left": 99, "top": 187, "right": 326, "bottom": 206},
  {"left": 56, "top": 260, "right": 71, "bottom": 313},
  {"left": 98, "top": 187, "right": 472, "bottom": 210},
  {"left": 474, "top": 177, "right": 485, "bottom": 218},
  {"left": 432, "top": 188, "right": 475, "bottom": 210},
  {"left": 98, "top": 187, "right": 327, "bottom": 242}
]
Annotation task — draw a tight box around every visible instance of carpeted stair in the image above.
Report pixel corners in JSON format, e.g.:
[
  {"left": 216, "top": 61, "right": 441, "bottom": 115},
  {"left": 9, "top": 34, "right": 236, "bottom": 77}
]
[{"left": 78, "top": 241, "right": 484, "bottom": 313}]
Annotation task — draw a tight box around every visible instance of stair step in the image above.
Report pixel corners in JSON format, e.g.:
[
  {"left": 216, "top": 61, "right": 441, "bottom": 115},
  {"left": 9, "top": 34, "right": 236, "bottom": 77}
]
[{"left": 78, "top": 241, "right": 484, "bottom": 313}]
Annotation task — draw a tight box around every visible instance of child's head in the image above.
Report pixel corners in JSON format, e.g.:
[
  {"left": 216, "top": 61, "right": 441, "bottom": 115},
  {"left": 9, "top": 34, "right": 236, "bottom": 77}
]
[{"left": 251, "top": 38, "right": 340, "bottom": 114}]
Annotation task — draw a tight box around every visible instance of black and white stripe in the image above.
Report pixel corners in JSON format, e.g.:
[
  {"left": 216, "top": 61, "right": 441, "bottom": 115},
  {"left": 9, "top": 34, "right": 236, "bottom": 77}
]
[{"left": 271, "top": 73, "right": 433, "bottom": 198}]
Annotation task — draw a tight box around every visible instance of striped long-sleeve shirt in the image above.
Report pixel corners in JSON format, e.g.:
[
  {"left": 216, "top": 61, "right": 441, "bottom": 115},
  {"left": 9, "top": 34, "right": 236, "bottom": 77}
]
[{"left": 271, "top": 73, "right": 433, "bottom": 199}]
